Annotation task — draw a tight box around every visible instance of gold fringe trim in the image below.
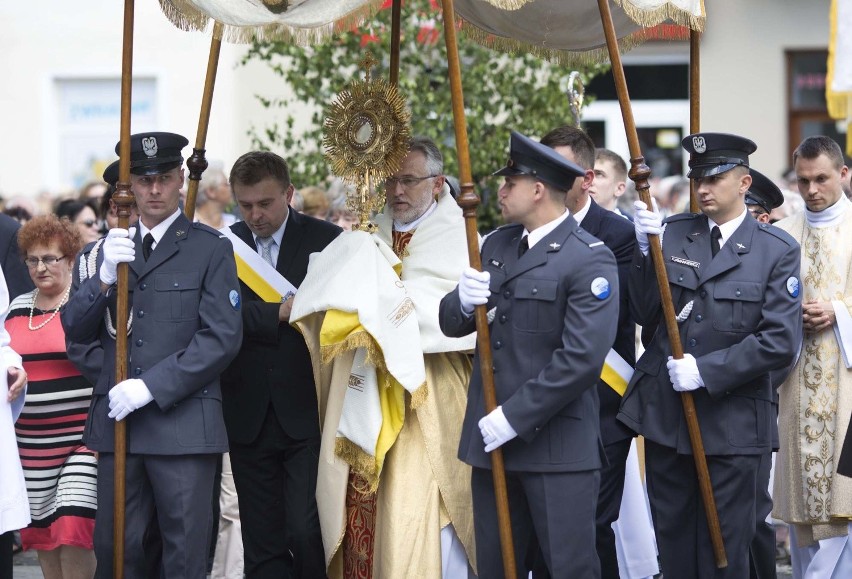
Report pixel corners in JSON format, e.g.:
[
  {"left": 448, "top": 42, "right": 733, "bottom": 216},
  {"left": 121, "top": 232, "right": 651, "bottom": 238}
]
[
  {"left": 320, "top": 331, "right": 387, "bottom": 373},
  {"left": 457, "top": 16, "right": 651, "bottom": 67},
  {"left": 158, "top": 0, "right": 385, "bottom": 45},
  {"left": 477, "top": 0, "right": 532, "bottom": 11},
  {"left": 335, "top": 437, "right": 380, "bottom": 493},
  {"left": 409, "top": 382, "right": 428, "bottom": 409},
  {"left": 614, "top": 0, "right": 705, "bottom": 33}
]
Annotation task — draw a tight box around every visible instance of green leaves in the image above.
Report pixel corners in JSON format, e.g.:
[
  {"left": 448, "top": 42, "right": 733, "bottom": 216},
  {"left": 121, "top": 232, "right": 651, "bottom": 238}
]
[{"left": 242, "top": 0, "right": 606, "bottom": 230}]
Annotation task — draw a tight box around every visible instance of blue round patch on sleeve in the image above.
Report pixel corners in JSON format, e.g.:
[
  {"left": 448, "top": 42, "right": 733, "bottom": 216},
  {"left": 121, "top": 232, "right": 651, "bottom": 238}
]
[
  {"left": 786, "top": 276, "right": 800, "bottom": 298},
  {"left": 229, "top": 289, "right": 241, "bottom": 310},
  {"left": 591, "top": 277, "right": 610, "bottom": 300}
]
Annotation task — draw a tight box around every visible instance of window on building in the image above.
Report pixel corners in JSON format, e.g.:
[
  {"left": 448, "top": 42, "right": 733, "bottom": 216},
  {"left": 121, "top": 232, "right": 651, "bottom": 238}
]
[{"left": 787, "top": 50, "right": 850, "bottom": 163}]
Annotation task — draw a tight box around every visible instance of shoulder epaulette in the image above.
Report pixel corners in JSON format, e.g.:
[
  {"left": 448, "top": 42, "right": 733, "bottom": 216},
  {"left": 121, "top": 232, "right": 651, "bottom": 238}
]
[
  {"left": 664, "top": 212, "right": 700, "bottom": 224},
  {"left": 758, "top": 222, "right": 797, "bottom": 246},
  {"left": 574, "top": 227, "right": 606, "bottom": 248},
  {"left": 191, "top": 222, "right": 223, "bottom": 236}
]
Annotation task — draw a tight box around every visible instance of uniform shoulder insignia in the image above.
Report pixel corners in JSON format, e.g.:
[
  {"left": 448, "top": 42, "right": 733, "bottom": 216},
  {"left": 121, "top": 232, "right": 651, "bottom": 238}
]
[
  {"left": 573, "top": 227, "right": 605, "bottom": 248},
  {"left": 758, "top": 223, "right": 797, "bottom": 246}
]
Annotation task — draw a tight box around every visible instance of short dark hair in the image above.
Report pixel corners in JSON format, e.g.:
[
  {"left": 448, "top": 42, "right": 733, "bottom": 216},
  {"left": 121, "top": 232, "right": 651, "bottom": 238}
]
[
  {"left": 540, "top": 125, "right": 595, "bottom": 170},
  {"left": 54, "top": 198, "right": 98, "bottom": 222},
  {"left": 595, "top": 148, "right": 628, "bottom": 181},
  {"left": 793, "top": 136, "right": 845, "bottom": 169},
  {"left": 407, "top": 136, "right": 444, "bottom": 176},
  {"left": 229, "top": 151, "right": 292, "bottom": 191}
]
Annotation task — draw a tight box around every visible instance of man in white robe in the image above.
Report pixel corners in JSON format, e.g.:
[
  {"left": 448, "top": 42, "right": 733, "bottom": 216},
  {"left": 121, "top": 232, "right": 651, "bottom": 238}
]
[{"left": 774, "top": 135, "right": 852, "bottom": 577}]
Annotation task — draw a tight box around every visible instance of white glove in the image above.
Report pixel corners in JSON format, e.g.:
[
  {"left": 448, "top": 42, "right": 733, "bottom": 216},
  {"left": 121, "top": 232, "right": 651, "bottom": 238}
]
[
  {"left": 667, "top": 354, "right": 705, "bottom": 392},
  {"left": 108, "top": 378, "right": 154, "bottom": 421},
  {"left": 478, "top": 406, "right": 518, "bottom": 452},
  {"left": 458, "top": 267, "right": 491, "bottom": 315},
  {"left": 99, "top": 227, "right": 137, "bottom": 285},
  {"left": 634, "top": 200, "right": 664, "bottom": 256}
]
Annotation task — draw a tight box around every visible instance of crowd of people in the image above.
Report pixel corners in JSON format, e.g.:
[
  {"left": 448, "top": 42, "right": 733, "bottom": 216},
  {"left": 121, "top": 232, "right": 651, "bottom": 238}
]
[{"left": 0, "top": 126, "right": 851, "bottom": 579}]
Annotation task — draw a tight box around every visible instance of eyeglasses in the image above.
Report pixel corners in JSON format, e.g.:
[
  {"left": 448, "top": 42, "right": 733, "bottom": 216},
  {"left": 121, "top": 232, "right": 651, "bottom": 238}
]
[
  {"left": 79, "top": 219, "right": 99, "bottom": 228},
  {"left": 25, "top": 255, "right": 66, "bottom": 269},
  {"left": 384, "top": 175, "right": 439, "bottom": 190}
]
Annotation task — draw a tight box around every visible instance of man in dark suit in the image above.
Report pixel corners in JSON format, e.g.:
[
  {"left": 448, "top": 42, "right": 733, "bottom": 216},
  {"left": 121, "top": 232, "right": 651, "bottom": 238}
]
[
  {"left": 539, "top": 126, "right": 636, "bottom": 579},
  {"left": 618, "top": 133, "right": 801, "bottom": 577},
  {"left": 222, "top": 151, "right": 340, "bottom": 578},
  {"left": 0, "top": 213, "right": 34, "bottom": 300},
  {"left": 62, "top": 131, "right": 243, "bottom": 578},
  {"left": 440, "top": 131, "right": 619, "bottom": 578}
]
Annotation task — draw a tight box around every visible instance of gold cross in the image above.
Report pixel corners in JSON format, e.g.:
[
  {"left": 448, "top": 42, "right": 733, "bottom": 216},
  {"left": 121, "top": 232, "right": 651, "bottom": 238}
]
[{"left": 360, "top": 52, "right": 377, "bottom": 81}]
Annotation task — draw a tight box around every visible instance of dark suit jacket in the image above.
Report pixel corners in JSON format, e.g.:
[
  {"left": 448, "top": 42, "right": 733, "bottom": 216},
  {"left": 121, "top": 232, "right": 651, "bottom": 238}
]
[
  {"left": 580, "top": 198, "right": 636, "bottom": 445},
  {"left": 618, "top": 214, "right": 801, "bottom": 455},
  {"left": 440, "top": 216, "right": 619, "bottom": 473},
  {"left": 221, "top": 210, "right": 341, "bottom": 444},
  {"left": 0, "top": 213, "right": 33, "bottom": 299},
  {"left": 62, "top": 214, "right": 242, "bottom": 454}
]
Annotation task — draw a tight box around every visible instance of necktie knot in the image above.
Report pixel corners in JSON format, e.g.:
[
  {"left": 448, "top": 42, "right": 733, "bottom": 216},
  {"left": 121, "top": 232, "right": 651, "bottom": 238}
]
[
  {"left": 518, "top": 235, "right": 529, "bottom": 258},
  {"left": 710, "top": 226, "right": 722, "bottom": 258},
  {"left": 142, "top": 233, "right": 155, "bottom": 261},
  {"left": 257, "top": 237, "right": 275, "bottom": 267}
]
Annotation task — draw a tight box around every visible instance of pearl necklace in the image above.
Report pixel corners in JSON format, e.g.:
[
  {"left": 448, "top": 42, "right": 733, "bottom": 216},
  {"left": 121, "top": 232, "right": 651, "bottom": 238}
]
[{"left": 28, "top": 284, "right": 71, "bottom": 331}]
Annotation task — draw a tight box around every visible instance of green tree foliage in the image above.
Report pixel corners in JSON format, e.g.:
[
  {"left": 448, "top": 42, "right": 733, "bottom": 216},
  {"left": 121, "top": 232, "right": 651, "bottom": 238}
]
[{"left": 241, "top": 0, "right": 607, "bottom": 229}]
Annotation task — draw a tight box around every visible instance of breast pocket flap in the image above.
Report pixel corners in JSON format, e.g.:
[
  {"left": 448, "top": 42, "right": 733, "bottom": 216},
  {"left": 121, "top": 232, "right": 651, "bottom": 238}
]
[
  {"left": 713, "top": 280, "right": 762, "bottom": 302},
  {"left": 515, "top": 278, "right": 558, "bottom": 301}
]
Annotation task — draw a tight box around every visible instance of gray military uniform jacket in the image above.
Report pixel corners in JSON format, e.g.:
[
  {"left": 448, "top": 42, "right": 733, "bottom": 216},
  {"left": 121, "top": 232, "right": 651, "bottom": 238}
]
[
  {"left": 618, "top": 213, "right": 801, "bottom": 455},
  {"left": 440, "top": 216, "right": 619, "bottom": 472},
  {"left": 62, "top": 214, "right": 243, "bottom": 455}
]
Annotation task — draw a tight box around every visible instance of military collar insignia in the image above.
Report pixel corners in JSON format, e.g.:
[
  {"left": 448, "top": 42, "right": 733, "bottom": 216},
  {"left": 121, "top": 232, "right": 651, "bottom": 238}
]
[
  {"left": 736, "top": 242, "right": 746, "bottom": 250},
  {"left": 671, "top": 255, "right": 700, "bottom": 269},
  {"left": 549, "top": 242, "right": 561, "bottom": 250},
  {"left": 176, "top": 230, "right": 185, "bottom": 236}
]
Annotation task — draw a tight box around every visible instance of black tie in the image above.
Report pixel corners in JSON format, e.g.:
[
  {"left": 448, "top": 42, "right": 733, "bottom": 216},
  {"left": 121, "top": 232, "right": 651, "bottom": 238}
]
[
  {"left": 143, "top": 233, "right": 155, "bottom": 261},
  {"left": 518, "top": 236, "right": 529, "bottom": 258},
  {"left": 710, "top": 226, "right": 722, "bottom": 258}
]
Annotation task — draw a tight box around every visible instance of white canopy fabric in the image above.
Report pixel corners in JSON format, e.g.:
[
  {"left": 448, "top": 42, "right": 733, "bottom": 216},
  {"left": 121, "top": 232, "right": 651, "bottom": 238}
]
[
  {"left": 159, "top": 0, "right": 704, "bottom": 60},
  {"left": 453, "top": 0, "right": 704, "bottom": 64}
]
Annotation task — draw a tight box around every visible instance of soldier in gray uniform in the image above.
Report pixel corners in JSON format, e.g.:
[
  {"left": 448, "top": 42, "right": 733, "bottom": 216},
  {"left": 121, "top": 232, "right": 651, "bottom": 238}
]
[
  {"left": 440, "top": 131, "right": 620, "bottom": 578},
  {"left": 62, "top": 132, "right": 243, "bottom": 579},
  {"left": 618, "top": 132, "right": 801, "bottom": 578}
]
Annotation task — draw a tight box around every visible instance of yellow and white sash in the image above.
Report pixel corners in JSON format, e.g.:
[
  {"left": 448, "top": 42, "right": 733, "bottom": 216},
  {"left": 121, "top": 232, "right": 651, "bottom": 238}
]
[
  {"left": 602, "top": 348, "right": 634, "bottom": 396},
  {"left": 219, "top": 228, "right": 297, "bottom": 303}
]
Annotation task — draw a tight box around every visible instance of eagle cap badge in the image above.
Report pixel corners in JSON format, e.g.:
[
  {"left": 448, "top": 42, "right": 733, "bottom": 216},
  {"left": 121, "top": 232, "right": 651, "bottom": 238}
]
[
  {"left": 692, "top": 136, "right": 706, "bottom": 154},
  {"left": 142, "top": 136, "right": 158, "bottom": 157}
]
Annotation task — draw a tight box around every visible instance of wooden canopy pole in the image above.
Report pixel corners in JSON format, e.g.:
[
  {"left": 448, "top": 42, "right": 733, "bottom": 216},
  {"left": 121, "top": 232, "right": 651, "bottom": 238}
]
[
  {"left": 112, "top": 1, "right": 136, "bottom": 577},
  {"left": 689, "top": 29, "right": 700, "bottom": 213},
  {"left": 596, "top": 0, "right": 727, "bottom": 568},
  {"left": 389, "top": 0, "right": 402, "bottom": 86},
  {"left": 185, "top": 22, "right": 224, "bottom": 221},
  {"left": 439, "top": 0, "right": 515, "bottom": 576}
]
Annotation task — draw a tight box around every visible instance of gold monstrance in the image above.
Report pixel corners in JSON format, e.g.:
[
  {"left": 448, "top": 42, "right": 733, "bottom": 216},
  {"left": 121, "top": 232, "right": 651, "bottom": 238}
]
[{"left": 323, "top": 52, "right": 411, "bottom": 232}]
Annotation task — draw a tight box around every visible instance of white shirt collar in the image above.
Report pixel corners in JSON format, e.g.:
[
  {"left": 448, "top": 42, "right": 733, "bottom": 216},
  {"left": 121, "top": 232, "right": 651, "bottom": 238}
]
[
  {"left": 572, "top": 195, "right": 592, "bottom": 225},
  {"left": 394, "top": 201, "right": 438, "bottom": 233},
  {"left": 253, "top": 213, "right": 288, "bottom": 247},
  {"left": 708, "top": 207, "right": 748, "bottom": 249},
  {"left": 524, "top": 209, "right": 571, "bottom": 249},
  {"left": 138, "top": 209, "right": 182, "bottom": 248}
]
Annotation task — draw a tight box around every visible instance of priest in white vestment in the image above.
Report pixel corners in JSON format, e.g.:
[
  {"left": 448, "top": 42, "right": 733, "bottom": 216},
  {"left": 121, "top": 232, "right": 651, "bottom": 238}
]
[
  {"left": 773, "top": 136, "right": 852, "bottom": 578},
  {"left": 291, "top": 138, "right": 476, "bottom": 578}
]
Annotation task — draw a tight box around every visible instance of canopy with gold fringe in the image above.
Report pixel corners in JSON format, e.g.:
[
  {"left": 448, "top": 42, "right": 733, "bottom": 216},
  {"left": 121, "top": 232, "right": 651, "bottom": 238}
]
[
  {"left": 158, "top": 0, "right": 703, "bottom": 66},
  {"left": 158, "top": 0, "right": 384, "bottom": 43},
  {"left": 454, "top": 0, "right": 704, "bottom": 65},
  {"left": 828, "top": 0, "right": 852, "bottom": 156}
]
